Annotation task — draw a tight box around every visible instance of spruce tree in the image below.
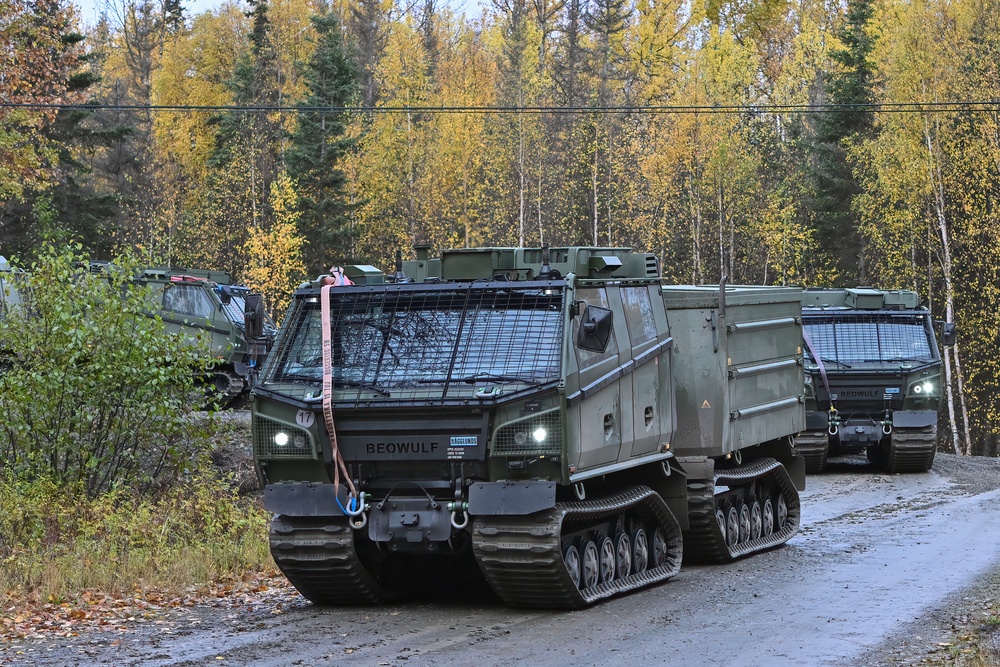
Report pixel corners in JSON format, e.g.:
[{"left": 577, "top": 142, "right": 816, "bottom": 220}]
[
  {"left": 811, "top": 0, "right": 879, "bottom": 284},
  {"left": 285, "top": 10, "right": 359, "bottom": 273},
  {"left": 0, "top": 7, "right": 124, "bottom": 259}
]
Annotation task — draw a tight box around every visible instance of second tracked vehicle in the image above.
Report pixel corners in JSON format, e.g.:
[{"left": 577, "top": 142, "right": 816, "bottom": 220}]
[
  {"left": 793, "top": 287, "right": 955, "bottom": 473},
  {"left": 252, "top": 247, "right": 807, "bottom": 608},
  {"left": 84, "top": 263, "right": 278, "bottom": 406},
  {"left": 135, "top": 266, "right": 277, "bottom": 405}
]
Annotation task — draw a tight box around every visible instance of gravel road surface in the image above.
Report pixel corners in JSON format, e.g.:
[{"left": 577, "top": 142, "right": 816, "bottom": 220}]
[{"left": 5, "top": 452, "right": 1000, "bottom": 667}]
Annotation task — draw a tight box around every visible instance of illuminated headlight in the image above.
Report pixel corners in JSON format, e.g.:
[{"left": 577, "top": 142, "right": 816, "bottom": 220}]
[
  {"left": 922, "top": 382, "right": 933, "bottom": 393},
  {"left": 533, "top": 427, "right": 548, "bottom": 443},
  {"left": 274, "top": 432, "right": 290, "bottom": 447}
]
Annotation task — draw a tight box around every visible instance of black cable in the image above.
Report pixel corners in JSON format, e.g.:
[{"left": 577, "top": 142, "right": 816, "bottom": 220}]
[{"left": 2, "top": 101, "right": 1000, "bottom": 114}]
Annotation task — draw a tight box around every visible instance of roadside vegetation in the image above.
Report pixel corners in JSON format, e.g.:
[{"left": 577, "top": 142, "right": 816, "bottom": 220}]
[{"left": 0, "top": 247, "right": 270, "bottom": 608}]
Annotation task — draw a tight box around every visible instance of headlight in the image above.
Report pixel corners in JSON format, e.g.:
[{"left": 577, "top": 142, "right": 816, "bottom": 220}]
[
  {"left": 532, "top": 427, "right": 547, "bottom": 443},
  {"left": 255, "top": 415, "right": 315, "bottom": 459}
]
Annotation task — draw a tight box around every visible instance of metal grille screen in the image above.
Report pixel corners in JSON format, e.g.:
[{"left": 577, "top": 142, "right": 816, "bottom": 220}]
[
  {"left": 492, "top": 408, "right": 563, "bottom": 456},
  {"left": 804, "top": 313, "right": 934, "bottom": 364},
  {"left": 262, "top": 283, "right": 565, "bottom": 404},
  {"left": 253, "top": 415, "right": 315, "bottom": 459}
]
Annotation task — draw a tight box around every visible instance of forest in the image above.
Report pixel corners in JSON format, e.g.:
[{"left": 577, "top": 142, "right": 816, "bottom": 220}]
[{"left": 1, "top": 0, "right": 999, "bottom": 452}]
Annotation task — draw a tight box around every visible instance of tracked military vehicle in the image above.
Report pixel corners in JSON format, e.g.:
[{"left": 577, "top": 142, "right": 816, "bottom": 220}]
[
  {"left": 793, "top": 287, "right": 955, "bottom": 474},
  {"left": 132, "top": 266, "right": 277, "bottom": 406},
  {"left": 252, "top": 247, "right": 806, "bottom": 608},
  {"left": 0, "top": 256, "right": 25, "bottom": 366},
  {"left": 0, "top": 255, "right": 26, "bottom": 321}
]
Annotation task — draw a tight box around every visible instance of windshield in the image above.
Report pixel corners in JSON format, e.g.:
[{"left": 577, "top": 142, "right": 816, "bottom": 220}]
[
  {"left": 264, "top": 284, "right": 565, "bottom": 402},
  {"left": 803, "top": 313, "right": 935, "bottom": 365}
]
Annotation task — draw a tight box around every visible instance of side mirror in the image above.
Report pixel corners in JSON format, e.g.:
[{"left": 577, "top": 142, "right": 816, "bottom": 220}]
[
  {"left": 576, "top": 304, "right": 613, "bottom": 353},
  {"left": 244, "top": 293, "right": 265, "bottom": 339},
  {"left": 941, "top": 321, "right": 957, "bottom": 347}
]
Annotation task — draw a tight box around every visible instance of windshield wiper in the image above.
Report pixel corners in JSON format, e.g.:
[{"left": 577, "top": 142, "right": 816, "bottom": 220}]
[
  {"left": 417, "top": 372, "right": 545, "bottom": 386},
  {"left": 333, "top": 378, "right": 391, "bottom": 397},
  {"left": 875, "top": 357, "right": 930, "bottom": 364},
  {"left": 275, "top": 372, "right": 322, "bottom": 383},
  {"left": 815, "top": 356, "right": 852, "bottom": 369},
  {"left": 466, "top": 372, "right": 545, "bottom": 385}
]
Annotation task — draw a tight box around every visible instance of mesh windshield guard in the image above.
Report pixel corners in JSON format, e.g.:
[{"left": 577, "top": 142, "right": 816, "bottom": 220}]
[
  {"left": 263, "top": 281, "right": 566, "bottom": 404},
  {"left": 803, "top": 312, "right": 935, "bottom": 365}
]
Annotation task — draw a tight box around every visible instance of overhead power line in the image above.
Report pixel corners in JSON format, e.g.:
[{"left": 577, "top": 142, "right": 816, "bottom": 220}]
[{"left": 3, "top": 101, "right": 1000, "bottom": 114}]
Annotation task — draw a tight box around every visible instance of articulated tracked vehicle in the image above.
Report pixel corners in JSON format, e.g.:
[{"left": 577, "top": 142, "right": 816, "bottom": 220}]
[
  {"left": 793, "top": 288, "right": 955, "bottom": 473},
  {"left": 0, "top": 256, "right": 26, "bottom": 366},
  {"left": 0, "top": 255, "right": 26, "bottom": 322},
  {"left": 132, "top": 266, "right": 277, "bottom": 405},
  {"left": 252, "top": 247, "right": 806, "bottom": 608}
]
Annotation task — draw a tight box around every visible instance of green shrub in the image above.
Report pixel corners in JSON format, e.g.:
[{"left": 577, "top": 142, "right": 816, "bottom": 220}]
[
  {"left": 0, "top": 244, "right": 213, "bottom": 497},
  {"left": 0, "top": 472, "right": 271, "bottom": 600}
]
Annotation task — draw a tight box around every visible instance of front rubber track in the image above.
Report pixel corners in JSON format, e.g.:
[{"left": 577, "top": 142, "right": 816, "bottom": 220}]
[
  {"left": 269, "top": 515, "right": 387, "bottom": 605},
  {"left": 793, "top": 432, "right": 830, "bottom": 474},
  {"left": 472, "top": 485, "right": 682, "bottom": 609},
  {"left": 884, "top": 425, "right": 937, "bottom": 473},
  {"left": 683, "top": 457, "right": 800, "bottom": 564}
]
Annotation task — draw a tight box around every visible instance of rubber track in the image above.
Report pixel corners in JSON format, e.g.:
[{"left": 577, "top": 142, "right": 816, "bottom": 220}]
[
  {"left": 885, "top": 425, "right": 937, "bottom": 473},
  {"left": 683, "top": 458, "right": 801, "bottom": 564},
  {"left": 269, "top": 515, "right": 387, "bottom": 605},
  {"left": 202, "top": 370, "right": 244, "bottom": 409},
  {"left": 471, "top": 485, "right": 683, "bottom": 609},
  {"left": 793, "top": 432, "right": 830, "bottom": 474}
]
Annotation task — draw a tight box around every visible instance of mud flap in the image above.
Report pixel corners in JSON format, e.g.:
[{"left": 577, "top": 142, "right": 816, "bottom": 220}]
[
  {"left": 468, "top": 481, "right": 556, "bottom": 515},
  {"left": 893, "top": 410, "right": 937, "bottom": 429},
  {"left": 264, "top": 482, "right": 351, "bottom": 516},
  {"left": 785, "top": 451, "right": 806, "bottom": 491}
]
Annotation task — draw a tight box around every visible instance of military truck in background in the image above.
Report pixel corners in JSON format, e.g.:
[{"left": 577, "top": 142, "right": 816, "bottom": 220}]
[
  {"left": 82, "top": 262, "right": 277, "bottom": 407},
  {"left": 793, "top": 287, "right": 956, "bottom": 474},
  {"left": 251, "top": 246, "right": 807, "bottom": 608},
  {"left": 0, "top": 255, "right": 26, "bottom": 321},
  {"left": 133, "top": 266, "right": 277, "bottom": 406}
]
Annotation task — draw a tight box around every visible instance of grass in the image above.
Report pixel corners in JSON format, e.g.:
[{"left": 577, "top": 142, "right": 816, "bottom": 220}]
[
  {"left": 917, "top": 614, "right": 1000, "bottom": 667},
  {"left": 0, "top": 463, "right": 271, "bottom": 604},
  {"left": 0, "top": 477, "right": 270, "bottom": 600}
]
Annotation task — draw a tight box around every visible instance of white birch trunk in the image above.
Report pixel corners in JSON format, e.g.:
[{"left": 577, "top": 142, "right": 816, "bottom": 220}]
[{"left": 925, "top": 122, "right": 963, "bottom": 454}]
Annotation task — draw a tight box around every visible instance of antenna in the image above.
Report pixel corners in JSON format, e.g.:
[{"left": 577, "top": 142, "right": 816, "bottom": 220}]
[
  {"left": 540, "top": 244, "right": 551, "bottom": 278},
  {"left": 393, "top": 249, "right": 412, "bottom": 283}
]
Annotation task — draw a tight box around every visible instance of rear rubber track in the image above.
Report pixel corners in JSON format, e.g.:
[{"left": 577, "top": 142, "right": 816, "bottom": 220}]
[
  {"left": 683, "top": 457, "right": 800, "bottom": 564},
  {"left": 471, "top": 485, "right": 682, "bottom": 609},
  {"left": 200, "top": 369, "right": 244, "bottom": 409}
]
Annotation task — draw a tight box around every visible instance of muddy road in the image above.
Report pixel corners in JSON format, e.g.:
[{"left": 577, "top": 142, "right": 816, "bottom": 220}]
[{"left": 7, "top": 453, "right": 1000, "bottom": 667}]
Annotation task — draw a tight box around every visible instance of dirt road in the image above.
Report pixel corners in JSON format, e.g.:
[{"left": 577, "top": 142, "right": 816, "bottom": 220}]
[{"left": 6, "top": 452, "right": 1000, "bottom": 667}]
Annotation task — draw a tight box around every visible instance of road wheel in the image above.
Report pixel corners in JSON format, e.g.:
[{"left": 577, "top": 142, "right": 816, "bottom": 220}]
[
  {"left": 632, "top": 528, "right": 649, "bottom": 573},
  {"left": 563, "top": 543, "right": 581, "bottom": 589},
  {"left": 580, "top": 539, "right": 599, "bottom": 589}
]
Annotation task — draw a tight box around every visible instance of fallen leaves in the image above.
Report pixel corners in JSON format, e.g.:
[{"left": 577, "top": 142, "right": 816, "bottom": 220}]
[{"left": 1, "top": 570, "right": 297, "bottom": 643}]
